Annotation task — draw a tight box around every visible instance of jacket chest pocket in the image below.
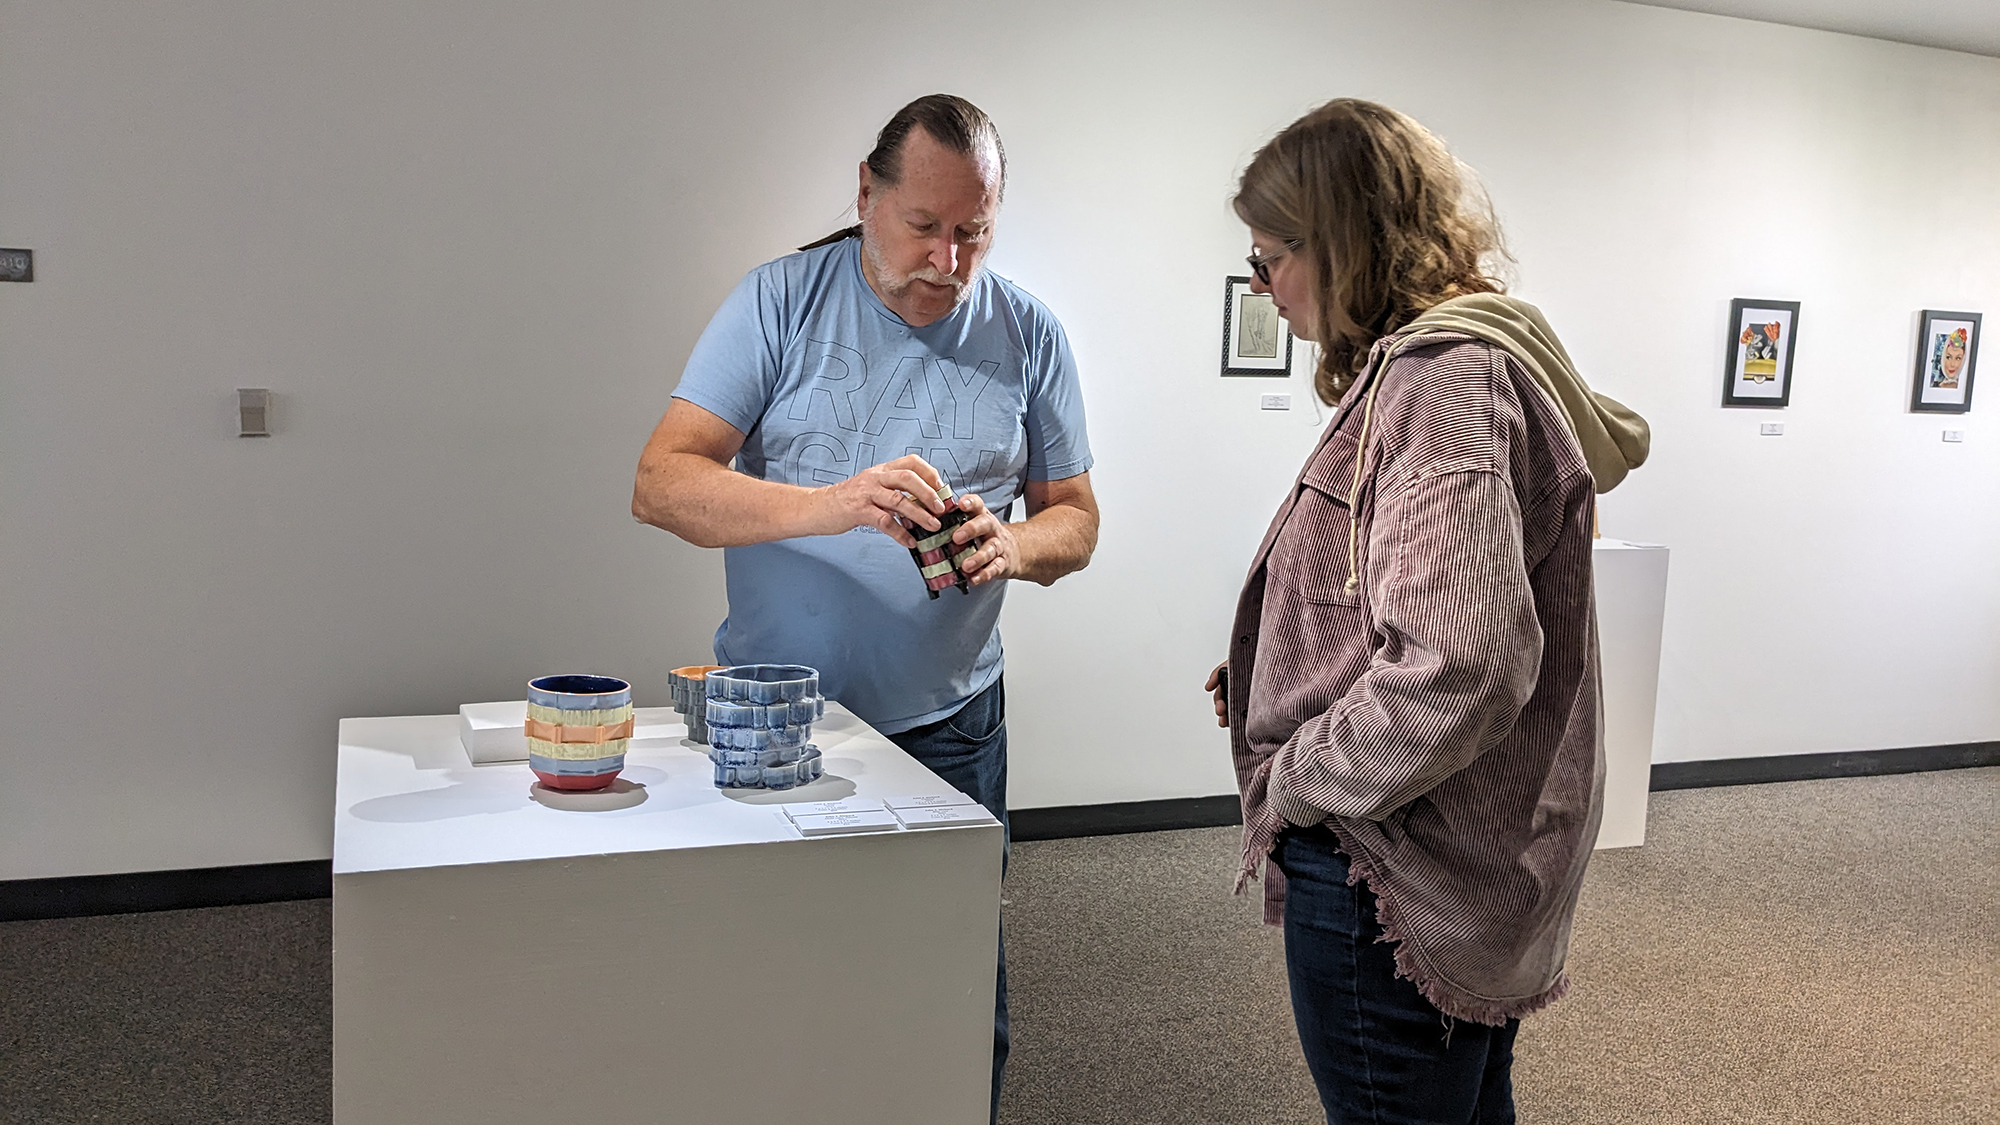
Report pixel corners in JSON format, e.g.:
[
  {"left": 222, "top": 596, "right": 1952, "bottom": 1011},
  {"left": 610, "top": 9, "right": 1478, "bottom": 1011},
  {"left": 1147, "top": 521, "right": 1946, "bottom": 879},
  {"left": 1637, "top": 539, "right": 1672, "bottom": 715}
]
[{"left": 1269, "top": 430, "right": 1368, "bottom": 607}]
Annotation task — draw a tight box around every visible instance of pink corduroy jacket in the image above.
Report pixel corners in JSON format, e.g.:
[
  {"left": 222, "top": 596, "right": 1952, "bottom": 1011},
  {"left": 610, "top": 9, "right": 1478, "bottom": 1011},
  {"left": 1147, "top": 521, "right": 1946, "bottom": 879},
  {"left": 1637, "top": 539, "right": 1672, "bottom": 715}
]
[{"left": 1228, "top": 328, "right": 1605, "bottom": 1026}]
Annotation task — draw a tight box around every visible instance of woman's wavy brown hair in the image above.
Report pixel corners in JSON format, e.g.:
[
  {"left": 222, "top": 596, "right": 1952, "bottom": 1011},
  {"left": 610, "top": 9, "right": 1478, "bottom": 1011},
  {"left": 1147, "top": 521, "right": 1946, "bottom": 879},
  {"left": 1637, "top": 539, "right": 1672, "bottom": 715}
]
[{"left": 1234, "top": 99, "right": 1511, "bottom": 404}]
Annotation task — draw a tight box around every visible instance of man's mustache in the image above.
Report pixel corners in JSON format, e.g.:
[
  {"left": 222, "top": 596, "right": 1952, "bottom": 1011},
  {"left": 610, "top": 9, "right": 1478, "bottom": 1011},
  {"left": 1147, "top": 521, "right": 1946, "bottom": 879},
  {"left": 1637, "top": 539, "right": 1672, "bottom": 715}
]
[{"left": 896, "top": 266, "right": 964, "bottom": 290}]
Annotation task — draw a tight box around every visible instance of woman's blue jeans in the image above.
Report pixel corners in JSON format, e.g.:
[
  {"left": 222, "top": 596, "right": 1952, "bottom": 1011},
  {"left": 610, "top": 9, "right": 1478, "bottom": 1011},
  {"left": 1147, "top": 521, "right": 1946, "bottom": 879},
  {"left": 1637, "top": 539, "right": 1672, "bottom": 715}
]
[
  {"left": 1273, "top": 825, "right": 1519, "bottom": 1125},
  {"left": 887, "top": 676, "right": 1009, "bottom": 1124}
]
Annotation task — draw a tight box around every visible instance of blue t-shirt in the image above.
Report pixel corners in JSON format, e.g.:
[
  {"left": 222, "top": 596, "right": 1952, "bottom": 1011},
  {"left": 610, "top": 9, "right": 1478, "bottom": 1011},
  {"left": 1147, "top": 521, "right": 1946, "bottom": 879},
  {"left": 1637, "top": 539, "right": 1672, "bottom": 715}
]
[{"left": 671, "top": 237, "right": 1093, "bottom": 734}]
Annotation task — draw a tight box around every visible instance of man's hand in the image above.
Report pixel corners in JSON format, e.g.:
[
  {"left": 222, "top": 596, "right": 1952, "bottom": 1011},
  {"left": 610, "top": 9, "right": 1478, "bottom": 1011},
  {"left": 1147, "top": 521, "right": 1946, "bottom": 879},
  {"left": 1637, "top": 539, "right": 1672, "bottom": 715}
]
[
  {"left": 633, "top": 401, "right": 959, "bottom": 550},
  {"left": 949, "top": 492, "right": 1020, "bottom": 586},
  {"left": 811, "top": 455, "right": 948, "bottom": 548},
  {"left": 935, "top": 471, "right": 1097, "bottom": 588},
  {"left": 1204, "top": 662, "right": 1229, "bottom": 728}
]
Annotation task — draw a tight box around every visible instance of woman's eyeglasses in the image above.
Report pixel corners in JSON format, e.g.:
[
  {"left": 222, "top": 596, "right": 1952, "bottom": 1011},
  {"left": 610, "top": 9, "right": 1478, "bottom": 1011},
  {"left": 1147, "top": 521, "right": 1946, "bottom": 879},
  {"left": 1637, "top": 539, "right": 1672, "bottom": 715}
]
[{"left": 1246, "top": 240, "right": 1303, "bottom": 285}]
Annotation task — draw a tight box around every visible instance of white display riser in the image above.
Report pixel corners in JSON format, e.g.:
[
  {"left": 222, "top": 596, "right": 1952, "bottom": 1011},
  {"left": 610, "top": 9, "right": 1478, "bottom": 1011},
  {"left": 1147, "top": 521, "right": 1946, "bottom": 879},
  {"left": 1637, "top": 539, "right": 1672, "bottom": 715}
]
[
  {"left": 333, "top": 704, "right": 1003, "bottom": 1125},
  {"left": 1593, "top": 539, "right": 1670, "bottom": 849}
]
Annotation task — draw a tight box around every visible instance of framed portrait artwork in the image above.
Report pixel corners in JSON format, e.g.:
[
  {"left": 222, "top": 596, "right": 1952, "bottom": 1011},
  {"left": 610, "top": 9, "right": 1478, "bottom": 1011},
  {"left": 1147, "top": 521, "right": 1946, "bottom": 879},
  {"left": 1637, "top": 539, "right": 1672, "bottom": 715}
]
[
  {"left": 1221, "top": 275, "right": 1293, "bottom": 376},
  {"left": 1910, "top": 310, "right": 1979, "bottom": 414},
  {"left": 1721, "top": 298, "right": 1800, "bottom": 407}
]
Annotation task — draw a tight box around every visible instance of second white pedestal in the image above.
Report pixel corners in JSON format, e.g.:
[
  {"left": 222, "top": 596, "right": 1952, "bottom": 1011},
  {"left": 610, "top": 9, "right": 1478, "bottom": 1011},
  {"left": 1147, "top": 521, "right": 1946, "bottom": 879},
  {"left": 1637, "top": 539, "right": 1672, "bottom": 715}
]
[{"left": 1593, "top": 539, "right": 1670, "bottom": 849}]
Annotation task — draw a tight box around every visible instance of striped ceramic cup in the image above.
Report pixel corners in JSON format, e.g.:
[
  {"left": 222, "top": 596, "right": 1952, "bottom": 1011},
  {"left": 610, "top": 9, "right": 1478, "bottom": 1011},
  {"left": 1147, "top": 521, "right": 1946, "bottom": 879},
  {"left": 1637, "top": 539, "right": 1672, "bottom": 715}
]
[{"left": 525, "top": 675, "right": 634, "bottom": 791}]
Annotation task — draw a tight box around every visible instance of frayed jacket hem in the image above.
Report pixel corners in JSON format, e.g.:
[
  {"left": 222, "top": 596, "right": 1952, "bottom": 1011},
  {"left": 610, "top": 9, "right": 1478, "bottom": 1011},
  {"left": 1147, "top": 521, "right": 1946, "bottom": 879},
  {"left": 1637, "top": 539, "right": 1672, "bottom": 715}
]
[{"left": 1328, "top": 819, "right": 1569, "bottom": 1027}]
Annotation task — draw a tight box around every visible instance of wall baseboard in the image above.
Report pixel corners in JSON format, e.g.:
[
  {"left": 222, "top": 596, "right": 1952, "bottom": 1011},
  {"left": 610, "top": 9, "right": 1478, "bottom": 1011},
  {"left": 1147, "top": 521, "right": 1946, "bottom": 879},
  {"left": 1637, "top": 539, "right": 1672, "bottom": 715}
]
[
  {"left": 1011, "top": 794, "right": 1243, "bottom": 841},
  {"left": 1009, "top": 741, "right": 2000, "bottom": 839},
  {"left": 0, "top": 860, "right": 331, "bottom": 924},
  {"left": 1648, "top": 741, "right": 1998, "bottom": 790},
  {"left": 6, "top": 743, "right": 1992, "bottom": 922}
]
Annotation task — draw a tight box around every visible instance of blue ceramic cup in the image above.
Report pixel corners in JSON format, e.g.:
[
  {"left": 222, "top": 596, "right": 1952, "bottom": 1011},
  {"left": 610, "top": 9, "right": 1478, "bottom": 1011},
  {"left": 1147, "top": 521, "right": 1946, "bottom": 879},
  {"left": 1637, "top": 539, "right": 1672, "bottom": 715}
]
[{"left": 702, "top": 665, "right": 824, "bottom": 790}]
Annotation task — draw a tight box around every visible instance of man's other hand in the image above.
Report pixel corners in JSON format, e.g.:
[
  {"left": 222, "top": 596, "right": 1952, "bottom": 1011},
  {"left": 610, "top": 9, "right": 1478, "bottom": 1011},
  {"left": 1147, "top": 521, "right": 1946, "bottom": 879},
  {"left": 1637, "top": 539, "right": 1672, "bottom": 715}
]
[{"left": 950, "top": 492, "right": 1020, "bottom": 586}]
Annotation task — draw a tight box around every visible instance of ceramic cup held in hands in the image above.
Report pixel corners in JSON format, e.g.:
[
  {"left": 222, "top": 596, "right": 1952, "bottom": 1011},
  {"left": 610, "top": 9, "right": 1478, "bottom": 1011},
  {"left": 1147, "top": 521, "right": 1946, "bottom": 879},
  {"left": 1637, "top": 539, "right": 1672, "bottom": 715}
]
[{"left": 524, "top": 675, "right": 634, "bottom": 792}]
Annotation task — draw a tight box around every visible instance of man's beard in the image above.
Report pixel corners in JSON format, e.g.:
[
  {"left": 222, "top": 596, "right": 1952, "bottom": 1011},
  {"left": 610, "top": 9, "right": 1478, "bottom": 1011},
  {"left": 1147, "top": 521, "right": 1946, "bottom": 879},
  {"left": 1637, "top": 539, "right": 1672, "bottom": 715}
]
[{"left": 860, "top": 218, "right": 976, "bottom": 310}]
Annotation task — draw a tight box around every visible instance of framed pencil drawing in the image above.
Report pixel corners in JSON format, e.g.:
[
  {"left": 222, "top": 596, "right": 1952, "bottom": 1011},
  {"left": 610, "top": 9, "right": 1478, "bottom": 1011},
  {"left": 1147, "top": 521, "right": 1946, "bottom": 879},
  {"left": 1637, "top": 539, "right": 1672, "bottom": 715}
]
[
  {"left": 1221, "top": 275, "right": 1293, "bottom": 376},
  {"left": 1721, "top": 298, "right": 1800, "bottom": 408},
  {"left": 1910, "top": 310, "right": 1979, "bottom": 414}
]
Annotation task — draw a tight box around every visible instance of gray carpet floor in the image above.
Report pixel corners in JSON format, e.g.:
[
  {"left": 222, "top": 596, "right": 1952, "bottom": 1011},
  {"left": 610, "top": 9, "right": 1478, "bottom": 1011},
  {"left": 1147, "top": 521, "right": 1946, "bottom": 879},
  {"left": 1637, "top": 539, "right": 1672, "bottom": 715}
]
[
  {"left": 1, "top": 768, "right": 1993, "bottom": 1124},
  {"left": 0, "top": 898, "right": 330, "bottom": 1124},
  {"left": 999, "top": 768, "right": 1998, "bottom": 1124}
]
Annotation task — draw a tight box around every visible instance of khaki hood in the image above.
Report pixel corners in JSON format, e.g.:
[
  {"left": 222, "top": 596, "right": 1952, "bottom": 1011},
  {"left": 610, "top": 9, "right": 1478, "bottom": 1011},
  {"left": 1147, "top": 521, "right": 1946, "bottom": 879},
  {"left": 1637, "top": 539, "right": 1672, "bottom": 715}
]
[{"left": 1394, "top": 294, "right": 1650, "bottom": 493}]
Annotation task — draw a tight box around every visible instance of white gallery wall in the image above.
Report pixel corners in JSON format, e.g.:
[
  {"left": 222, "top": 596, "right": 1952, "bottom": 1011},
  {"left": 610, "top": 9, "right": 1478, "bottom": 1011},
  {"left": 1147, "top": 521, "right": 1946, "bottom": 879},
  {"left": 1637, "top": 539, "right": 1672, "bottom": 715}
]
[{"left": 3, "top": 0, "right": 1996, "bottom": 880}]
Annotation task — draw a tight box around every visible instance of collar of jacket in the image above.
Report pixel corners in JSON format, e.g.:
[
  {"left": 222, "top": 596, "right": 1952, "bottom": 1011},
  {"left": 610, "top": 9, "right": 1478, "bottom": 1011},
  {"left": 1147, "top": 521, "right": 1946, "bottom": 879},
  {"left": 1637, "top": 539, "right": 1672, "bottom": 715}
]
[{"left": 1244, "top": 335, "right": 1409, "bottom": 579}]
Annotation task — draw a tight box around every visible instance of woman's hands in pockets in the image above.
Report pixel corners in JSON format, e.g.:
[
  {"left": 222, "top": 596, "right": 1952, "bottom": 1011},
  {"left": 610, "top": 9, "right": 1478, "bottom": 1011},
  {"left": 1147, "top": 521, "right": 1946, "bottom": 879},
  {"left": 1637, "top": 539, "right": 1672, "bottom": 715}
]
[{"left": 1204, "top": 662, "right": 1229, "bottom": 728}]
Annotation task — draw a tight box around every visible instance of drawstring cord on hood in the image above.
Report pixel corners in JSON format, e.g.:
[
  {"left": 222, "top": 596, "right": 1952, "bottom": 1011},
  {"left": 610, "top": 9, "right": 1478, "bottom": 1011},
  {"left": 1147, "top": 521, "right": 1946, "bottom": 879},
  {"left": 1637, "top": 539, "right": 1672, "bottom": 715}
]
[{"left": 1344, "top": 371, "right": 1384, "bottom": 593}]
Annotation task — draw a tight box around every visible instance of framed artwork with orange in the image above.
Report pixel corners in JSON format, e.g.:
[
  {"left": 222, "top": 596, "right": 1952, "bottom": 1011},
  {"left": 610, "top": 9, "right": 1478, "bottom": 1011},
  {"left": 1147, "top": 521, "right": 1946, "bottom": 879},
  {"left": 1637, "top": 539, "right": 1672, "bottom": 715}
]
[{"left": 1722, "top": 298, "right": 1800, "bottom": 408}]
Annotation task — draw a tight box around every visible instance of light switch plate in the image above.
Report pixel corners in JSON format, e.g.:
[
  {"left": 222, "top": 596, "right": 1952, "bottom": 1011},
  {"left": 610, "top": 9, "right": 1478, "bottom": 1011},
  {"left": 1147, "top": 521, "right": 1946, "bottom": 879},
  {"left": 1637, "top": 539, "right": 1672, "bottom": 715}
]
[
  {"left": 1942, "top": 430, "right": 1965, "bottom": 443},
  {"left": 1260, "top": 393, "right": 1291, "bottom": 411},
  {"left": 238, "top": 388, "right": 270, "bottom": 437},
  {"left": 1759, "top": 422, "right": 1784, "bottom": 436}
]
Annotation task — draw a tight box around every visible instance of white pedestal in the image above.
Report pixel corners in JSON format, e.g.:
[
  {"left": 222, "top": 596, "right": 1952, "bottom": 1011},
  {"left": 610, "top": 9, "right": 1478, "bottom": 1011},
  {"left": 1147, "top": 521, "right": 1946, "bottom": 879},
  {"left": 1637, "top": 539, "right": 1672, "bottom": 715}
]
[
  {"left": 333, "top": 704, "right": 1002, "bottom": 1125},
  {"left": 1593, "top": 539, "right": 1670, "bottom": 849}
]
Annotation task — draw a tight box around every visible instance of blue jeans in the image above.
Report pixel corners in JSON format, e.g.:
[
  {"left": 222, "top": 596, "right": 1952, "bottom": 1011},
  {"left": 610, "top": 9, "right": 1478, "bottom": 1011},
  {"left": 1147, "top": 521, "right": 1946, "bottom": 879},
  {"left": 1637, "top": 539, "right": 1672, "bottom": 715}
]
[
  {"left": 1274, "top": 825, "right": 1519, "bottom": 1125},
  {"left": 888, "top": 676, "right": 1009, "bottom": 1125}
]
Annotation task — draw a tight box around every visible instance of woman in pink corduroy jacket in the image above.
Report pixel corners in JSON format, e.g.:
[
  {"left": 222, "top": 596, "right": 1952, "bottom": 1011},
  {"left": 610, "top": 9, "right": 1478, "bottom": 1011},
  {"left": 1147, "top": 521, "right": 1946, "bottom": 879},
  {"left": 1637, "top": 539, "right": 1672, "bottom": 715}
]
[{"left": 1207, "top": 98, "right": 1649, "bottom": 1124}]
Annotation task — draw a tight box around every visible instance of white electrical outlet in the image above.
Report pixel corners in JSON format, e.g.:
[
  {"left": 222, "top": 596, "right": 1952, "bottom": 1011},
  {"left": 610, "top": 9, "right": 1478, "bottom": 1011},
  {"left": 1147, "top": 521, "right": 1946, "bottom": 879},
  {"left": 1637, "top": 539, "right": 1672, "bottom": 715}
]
[
  {"left": 1942, "top": 429, "right": 1965, "bottom": 443},
  {"left": 1260, "top": 393, "right": 1291, "bottom": 411}
]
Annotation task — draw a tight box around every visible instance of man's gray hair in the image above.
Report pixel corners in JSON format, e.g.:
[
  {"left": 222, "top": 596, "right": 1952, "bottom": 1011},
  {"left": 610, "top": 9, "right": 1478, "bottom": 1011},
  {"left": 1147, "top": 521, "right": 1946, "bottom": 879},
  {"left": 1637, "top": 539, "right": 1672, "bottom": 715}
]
[{"left": 801, "top": 94, "right": 1006, "bottom": 251}]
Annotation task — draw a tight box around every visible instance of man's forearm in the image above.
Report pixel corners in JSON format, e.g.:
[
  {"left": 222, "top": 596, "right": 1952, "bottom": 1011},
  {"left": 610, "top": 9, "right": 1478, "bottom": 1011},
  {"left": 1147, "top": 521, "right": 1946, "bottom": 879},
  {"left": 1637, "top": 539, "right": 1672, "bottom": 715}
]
[
  {"left": 1007, "top": 501, "right": 1098, "bottom": 586},
  {"left": 632, "top": 453, "right": 824, "bottom": 548}
]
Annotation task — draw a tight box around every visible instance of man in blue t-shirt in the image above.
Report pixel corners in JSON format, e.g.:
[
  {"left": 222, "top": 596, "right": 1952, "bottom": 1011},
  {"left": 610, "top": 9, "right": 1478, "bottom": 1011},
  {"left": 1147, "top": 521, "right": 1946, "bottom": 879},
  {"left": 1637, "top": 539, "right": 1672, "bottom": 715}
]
[{"left": 631, "top": 94, "right": 1097, "bottom": 1118}]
